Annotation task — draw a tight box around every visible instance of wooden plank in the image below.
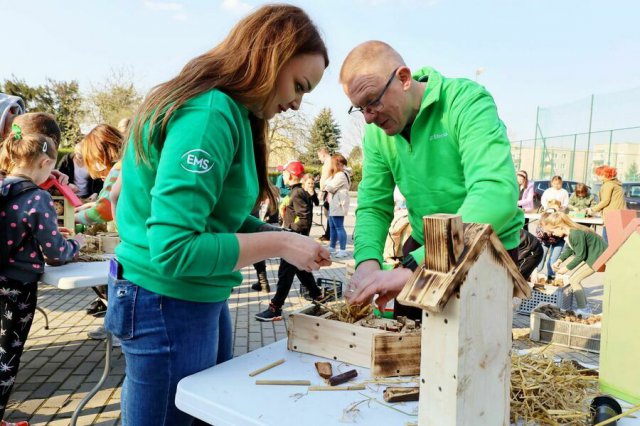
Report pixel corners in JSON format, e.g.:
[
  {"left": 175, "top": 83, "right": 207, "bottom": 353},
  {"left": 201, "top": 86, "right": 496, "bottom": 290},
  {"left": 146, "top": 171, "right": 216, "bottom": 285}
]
[
  {"left": 383, "top": 386, "right": 420, "bottom": 403},
  {"left": 287, "top": 309, "right": 384, "bottom": 368},
  {"left": 419, "top": 248, "right": 512, "bottom": 426},
  {"left": 397, "top": 223, "right": 492, "bottom": 313},
  {"left": 371, "top": 332, "right": 421, "bottom": 378},
  {"left": 422, "top": 214, "right": 464, "bottom": 272}
]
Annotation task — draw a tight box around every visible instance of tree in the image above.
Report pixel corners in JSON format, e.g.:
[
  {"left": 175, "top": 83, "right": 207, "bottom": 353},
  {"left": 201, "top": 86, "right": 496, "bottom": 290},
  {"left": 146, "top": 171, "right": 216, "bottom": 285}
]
[
  {"left": 626, "top": 161, "right": 640, "bottom": 182},
  {"left": 2, "top": 76, "right": 85, "bottom": 147},
  {"left": 87, "top": 69, "right": 142, "bottom": 127},
  {"left": 267, "top": 110, "right": 309, "bottom": 167},
  {"left": 348, "top": 145, "right": 363, "bottom": 165},
  {"left": 302, "top": 108, "right": 341, "bottom": 165}
]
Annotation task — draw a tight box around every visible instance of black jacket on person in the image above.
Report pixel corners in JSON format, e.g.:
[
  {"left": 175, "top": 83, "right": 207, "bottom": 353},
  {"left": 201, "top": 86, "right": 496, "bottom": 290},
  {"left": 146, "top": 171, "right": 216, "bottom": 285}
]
[
  {"left": 283, "top": 183, "right": 313, "bottom": 236},
  {"left": 57, "top": 153, "right": 103, "bottom": 197}
]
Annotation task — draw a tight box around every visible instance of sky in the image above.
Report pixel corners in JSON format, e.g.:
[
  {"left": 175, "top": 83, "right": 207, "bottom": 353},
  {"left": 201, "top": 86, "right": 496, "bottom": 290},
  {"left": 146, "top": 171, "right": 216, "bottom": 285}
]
[{"left": 2, "top": 0, "right": 639, "bottom": 152}]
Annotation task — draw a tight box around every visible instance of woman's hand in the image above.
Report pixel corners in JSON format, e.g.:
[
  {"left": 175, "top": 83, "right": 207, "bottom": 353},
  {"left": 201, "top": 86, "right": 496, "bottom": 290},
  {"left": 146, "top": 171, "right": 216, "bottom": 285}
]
[
  {"left": 551, "top": 259, "right": 562, "bottom": 272},
  {"left": 280, "top": 233, "right": 331, "bottom": 272},
  {"left": 68, "top": 183, "right": 80, "bottom": 193}
]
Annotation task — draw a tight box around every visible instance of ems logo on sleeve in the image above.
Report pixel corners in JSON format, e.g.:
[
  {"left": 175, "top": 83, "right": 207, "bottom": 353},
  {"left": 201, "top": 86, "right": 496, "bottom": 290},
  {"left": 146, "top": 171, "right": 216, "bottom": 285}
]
[{"left": 181, "top": 149, "right": 214, "bottom": 174}]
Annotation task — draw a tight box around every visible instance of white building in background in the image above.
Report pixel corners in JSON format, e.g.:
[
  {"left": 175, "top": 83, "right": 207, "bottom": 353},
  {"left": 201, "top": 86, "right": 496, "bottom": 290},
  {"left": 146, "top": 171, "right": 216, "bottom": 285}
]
[{"left": 511, "top": 142, "right": 640, "bottom": 184}]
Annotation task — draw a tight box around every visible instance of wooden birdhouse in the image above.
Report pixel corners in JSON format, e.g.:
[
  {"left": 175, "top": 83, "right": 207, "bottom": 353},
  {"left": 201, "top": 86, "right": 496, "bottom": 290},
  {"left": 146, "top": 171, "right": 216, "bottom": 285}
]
[
  {"left": 592, "top": 211, "right": 640, "bottom": 405},
  {"left": 39, "top": 177, "right": 82, "bottom": 230},
  {"left": 397, "top": 214, "right": 530, "bottom": 426}
]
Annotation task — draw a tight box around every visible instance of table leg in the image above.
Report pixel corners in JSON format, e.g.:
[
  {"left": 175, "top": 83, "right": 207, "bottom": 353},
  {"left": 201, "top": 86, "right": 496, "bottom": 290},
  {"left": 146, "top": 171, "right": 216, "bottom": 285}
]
[
  {"left": 70, "top": 333, "right": 113, "bottom": 426},
  {"left": 35, "top": 306, "right": 49, "bottom": 330}
]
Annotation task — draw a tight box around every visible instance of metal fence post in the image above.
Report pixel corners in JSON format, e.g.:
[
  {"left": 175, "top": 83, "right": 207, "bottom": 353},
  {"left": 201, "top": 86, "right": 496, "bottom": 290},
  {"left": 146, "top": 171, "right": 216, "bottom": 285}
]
[
  {"left": 532, "top": 107, "right": 539, "bottom": 178},
  {"left": 569, "top": 133, "right": 577, "bottom": 180},
  {"left": 607, "top": 130, "right": 614, "bottom": 165},
  {"left": 584, "top": 94, "right": 595, "bottom": 182}
]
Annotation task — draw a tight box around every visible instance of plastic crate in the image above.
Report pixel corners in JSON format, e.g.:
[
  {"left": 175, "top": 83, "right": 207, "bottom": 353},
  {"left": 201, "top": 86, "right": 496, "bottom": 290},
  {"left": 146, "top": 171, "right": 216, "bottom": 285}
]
[
  {"left": 530, "top": 310, "right": 601, "bottom": 353},
  {"left": 300, "top": 278, "right": 343, "bottom": 301},
  {"left": 517, "top": 284, "right": 573, "bottom": 314}
]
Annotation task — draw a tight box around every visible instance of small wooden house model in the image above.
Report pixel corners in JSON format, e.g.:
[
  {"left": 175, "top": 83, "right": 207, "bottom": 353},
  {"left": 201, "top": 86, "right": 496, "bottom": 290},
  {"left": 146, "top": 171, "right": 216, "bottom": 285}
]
[
  {"left": 39, "top": 177, "right": 82, "bottom": 230},
  {"left": 592, "top": 212, "right": 640, "bottom": 405},
  {"left": 397, "top": 214, "right": 530, "bottom": 426}
]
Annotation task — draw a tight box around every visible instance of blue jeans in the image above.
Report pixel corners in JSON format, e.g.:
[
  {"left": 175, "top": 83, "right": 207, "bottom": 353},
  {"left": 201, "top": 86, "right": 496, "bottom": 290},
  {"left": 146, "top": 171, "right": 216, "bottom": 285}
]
[
  {"left": 537, "top": 242, "right": 565, "bottom": 277},
  {"left": 329, "top": 215, "right": 347, "bottom": 250},
  {"left": 105, "top": 274, "right": 233, "bottom": 425}
]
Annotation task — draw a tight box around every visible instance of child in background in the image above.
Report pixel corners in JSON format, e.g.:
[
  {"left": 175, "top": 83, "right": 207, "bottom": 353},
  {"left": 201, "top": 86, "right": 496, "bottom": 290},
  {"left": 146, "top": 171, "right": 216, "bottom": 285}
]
[
  {"left": 535, "top": 200, "right": 565, "bottom": 283},
  {"left": 255, "top": 161, "right": 322, "bottom": 321},
  {"left": 568, "top": 183, "right": 595, "bottom": 214},
  {"left": 57, "top": 141, "right": 103, "bottom": 200},
  {"left": 0, "top": 126, "right": 83, "bottom": 426},
  {"left": 540, "top": 175, "right": 569, "bottom": 211},
  {"left": 302, "top": 173, "right": 319, "bottom": 206},
  {"left": 74, "top": 124, "right": 122, "bottom": 226},
  {"left": 0, "top": 93, "right": 25, "bottom": 140},
  {"left": 543, "top": 212, "right": 607, "bottom": 317}
]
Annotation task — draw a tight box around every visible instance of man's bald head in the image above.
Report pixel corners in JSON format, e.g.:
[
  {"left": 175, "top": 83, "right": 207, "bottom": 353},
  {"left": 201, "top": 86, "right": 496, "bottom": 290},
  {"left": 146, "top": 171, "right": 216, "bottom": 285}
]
[{"left": 340, "top": 41, "right": 406, "bottom": 86}]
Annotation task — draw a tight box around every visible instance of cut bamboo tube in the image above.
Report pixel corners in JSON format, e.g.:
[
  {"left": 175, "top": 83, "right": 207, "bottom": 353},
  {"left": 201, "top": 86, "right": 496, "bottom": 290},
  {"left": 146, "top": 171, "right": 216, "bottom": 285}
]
[
  {"left": 255, "top": 380, "right": 310, "bottom": 386},
  {"left": 308, "top": 385, "right": 366, "bottom": 391},
  {"left": 248, "top": 359, "right": 285, "bottom": 377}
]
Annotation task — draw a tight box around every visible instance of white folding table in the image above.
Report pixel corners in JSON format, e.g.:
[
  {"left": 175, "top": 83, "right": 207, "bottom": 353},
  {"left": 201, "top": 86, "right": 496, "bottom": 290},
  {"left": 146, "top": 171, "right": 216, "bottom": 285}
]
[
  {"left": 176, "top": 339, "right": 419, "bottom": 425},
  {"left": 177, "top": 339, "right": 640, "bottom": 425},
  {"left": 40, "top": 259, "right": 113, "bottom": 426}
]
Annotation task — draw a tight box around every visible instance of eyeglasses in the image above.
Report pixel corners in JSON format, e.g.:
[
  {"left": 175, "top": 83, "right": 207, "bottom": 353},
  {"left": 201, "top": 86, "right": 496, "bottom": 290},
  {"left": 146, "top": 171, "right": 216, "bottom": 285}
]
[{"left": 348, "top": 67, "right": 399, "bottom": 115}]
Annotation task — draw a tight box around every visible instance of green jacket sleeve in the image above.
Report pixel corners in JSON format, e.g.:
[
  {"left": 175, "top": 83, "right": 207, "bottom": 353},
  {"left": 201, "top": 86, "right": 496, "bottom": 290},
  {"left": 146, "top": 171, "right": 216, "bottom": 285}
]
[
  {"left": 239, "top": 214, "right": 264, "bottom": 233},
  {"left": 354, "top": 129, "right": 395, "bottom": 268},
  {"left": 450, "top": 85, "right": 521, "bottom": 249},
  {"left": 146, "top": 106, "right": 240, "bottom": 278},
  {"left": 558, "top": 240, "right": 575, "bottom": 264},
  {"left": 565, "top": 231, "right": 586, "bottom": 270},
  {"left": 75, "top": 164, "right": 120, "bottom": 225}
]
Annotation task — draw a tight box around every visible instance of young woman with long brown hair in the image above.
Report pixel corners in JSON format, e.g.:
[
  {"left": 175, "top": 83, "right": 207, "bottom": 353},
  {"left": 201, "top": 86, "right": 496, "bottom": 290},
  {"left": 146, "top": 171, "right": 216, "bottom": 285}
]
[{"left": 105, "top": 5, "right": 330, "bottom": 423}]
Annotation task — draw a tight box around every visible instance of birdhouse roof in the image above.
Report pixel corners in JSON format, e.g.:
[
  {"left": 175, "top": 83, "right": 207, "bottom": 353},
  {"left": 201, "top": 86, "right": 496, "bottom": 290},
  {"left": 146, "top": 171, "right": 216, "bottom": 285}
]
[
  {"left": 593, "top": 218, "right": 640, "bottom": 271},
  {"left": 397, "top": 222, "right": 531, "bottom": 313},
  {"left": 39, "top": 177, "right": 83, "bottom": 208}
]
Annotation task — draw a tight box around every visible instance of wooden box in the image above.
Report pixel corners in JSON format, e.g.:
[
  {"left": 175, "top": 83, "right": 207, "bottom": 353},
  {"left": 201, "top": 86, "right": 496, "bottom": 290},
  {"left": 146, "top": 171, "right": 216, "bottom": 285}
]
[{"left": 287, "top": 305, "right": 421, "bottom": 377}]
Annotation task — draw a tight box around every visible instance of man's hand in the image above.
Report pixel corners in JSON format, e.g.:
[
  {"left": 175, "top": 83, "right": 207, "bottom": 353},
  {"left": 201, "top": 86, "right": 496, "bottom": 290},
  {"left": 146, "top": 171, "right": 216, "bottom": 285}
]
[
  {"left": 557, "top": 266, "right": 569, "bottom": 275},
  {"left": 346, "top": 260, "right": 380, "bottom": 303},
  {"left": 50, "top": 169, "right": 69, "bottom": 185},
  {"left": 347, "top": 268, "right": 413, "bottom": 312}
]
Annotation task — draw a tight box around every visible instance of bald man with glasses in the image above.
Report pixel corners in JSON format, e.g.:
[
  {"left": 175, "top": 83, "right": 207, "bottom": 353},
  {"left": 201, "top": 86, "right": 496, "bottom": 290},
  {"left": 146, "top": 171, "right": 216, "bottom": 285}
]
[{"left": 342, "top": 41, "right": 523, "bottom": 317}]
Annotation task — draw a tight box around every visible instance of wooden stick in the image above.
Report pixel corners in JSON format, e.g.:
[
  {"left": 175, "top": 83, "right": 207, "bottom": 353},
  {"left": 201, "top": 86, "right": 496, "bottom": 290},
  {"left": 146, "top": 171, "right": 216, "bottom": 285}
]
[
  {"left": 328, "top": 369, "right": 358, "bottom": 386},
  {"left": 594, "top": 403, "right": 640, "bottom": 426},
  {"left": 383, "top": 386, "right": 420, "bottom": 403},
  {"left": 308, "top": 385, "right": 366, "bottom": 391},
  {"left": 255, "top": 380, "right": 310, "bottom": 386},
  {"left": 248, "top": 359, "right": 285, "bottom": 377}
]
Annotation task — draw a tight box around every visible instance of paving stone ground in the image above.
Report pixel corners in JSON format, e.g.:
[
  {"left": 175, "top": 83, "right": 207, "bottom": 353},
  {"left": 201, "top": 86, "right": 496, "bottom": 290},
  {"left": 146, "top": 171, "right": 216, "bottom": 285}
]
[{"left": 5, "top": 202, "right": 603, "bottom": 424}]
